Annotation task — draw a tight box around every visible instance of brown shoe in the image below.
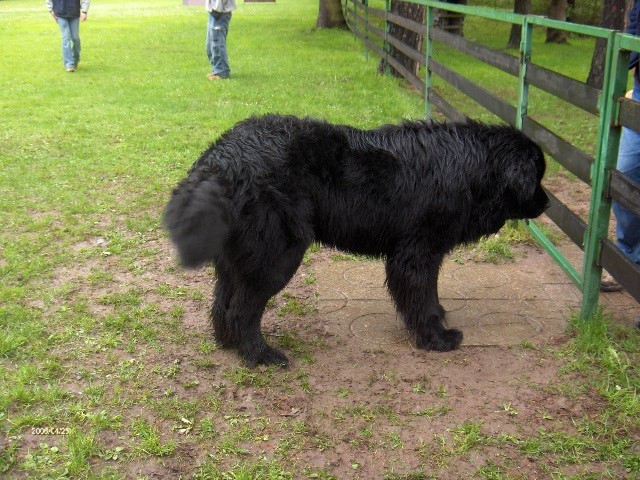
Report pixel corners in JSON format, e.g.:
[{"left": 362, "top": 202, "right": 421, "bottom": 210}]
[
  {"left": 206, "top": 73, "right": 228, "bottom": 80},
  {"left": 600, "top": 273, "right": 622, "bottom": 292}
]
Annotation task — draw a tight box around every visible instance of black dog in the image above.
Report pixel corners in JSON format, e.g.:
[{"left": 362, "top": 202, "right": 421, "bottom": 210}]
[{"left": 165, "top": 115, "right": 548, "bottom": 367}]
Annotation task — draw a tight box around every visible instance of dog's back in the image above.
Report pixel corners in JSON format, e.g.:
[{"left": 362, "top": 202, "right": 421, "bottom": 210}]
[{"left": 165, "top": 115, "right": 545, "bottom": 266}]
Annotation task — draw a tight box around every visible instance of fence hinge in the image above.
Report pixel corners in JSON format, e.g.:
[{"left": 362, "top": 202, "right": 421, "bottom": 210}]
[
  {"left": 612, "top": 96, "right": 623, "bottom": 127},
  {"left": 603, "top": 168, "right": 613, "bottom": 200},
  {"left": 596, "top": 237, "right": 606, "bottom": 268}
]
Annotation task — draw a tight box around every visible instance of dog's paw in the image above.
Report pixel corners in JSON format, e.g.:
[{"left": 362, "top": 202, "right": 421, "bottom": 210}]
[
  {"left": 241, "top": 344, "right": 289, "bottom": 368},
  {"left": 416, "top": 327, "right": 463, "bottom": 352}
]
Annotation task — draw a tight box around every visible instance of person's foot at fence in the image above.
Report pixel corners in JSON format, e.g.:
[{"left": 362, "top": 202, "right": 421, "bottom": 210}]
[{"left": 600, "top": 272, "right": 623, "bottom": 292}]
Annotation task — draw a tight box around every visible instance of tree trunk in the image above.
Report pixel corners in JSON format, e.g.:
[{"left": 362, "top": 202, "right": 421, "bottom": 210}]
[
  {"left": 316, "top": 0, "right": 346, "bottom": 29},
  {"left": 378, "top": 1, "right": 426, "bottom": 77},
  {"left": 545, "top": 0, "right": 569, "bottom": 44},
  {"left": 506, "top": 0, "right": 531, "bottom": 49},
  {"left": 586, "top": 0, "right": 633, "bottom": 89}
]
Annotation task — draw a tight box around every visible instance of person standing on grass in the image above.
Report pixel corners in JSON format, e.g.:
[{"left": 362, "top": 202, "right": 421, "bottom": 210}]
[
  {"left": 47, "top": 0, "right": 89, "bottom": 72},
  {"left": 205, "top": 0, "right": 236, "bottom": 80}
]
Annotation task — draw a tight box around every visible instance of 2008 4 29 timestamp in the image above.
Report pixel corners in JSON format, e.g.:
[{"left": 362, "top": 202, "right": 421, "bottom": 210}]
[{"left": 31, "top": 427, "right": 70, "bottom": 435}]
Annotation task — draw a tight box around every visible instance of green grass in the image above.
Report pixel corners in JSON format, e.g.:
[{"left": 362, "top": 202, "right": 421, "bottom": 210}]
[
  {"left": 194, "top": 457, "right": 293, "bottom": 480},
  {"left": 465, "top": 220, "right": 564, "bottom": 263},
  {"left": 131, "top": 418, "right": 177, "bottom": 457},
  {"left": 565, "top": 310, "right": 640, "bottom": 422},
  {"left": 2, "top": 0, "right": 640, "bottom": 478},
  {"left": 276, "top": 292, "right": 315, "bottom": 317}
]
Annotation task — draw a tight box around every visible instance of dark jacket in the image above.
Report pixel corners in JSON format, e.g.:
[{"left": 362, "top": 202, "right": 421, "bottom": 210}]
[
  {"left": 628, "top": 1, "right": 640, "bottom": 85},
  {"left": 51, "top": 0, "right": 81, "bottom": 18}
]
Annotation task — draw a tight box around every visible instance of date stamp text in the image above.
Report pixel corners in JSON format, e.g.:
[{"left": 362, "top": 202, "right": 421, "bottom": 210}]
[{"left": 31, "top": 427, "right": 71, "bottom": 435}]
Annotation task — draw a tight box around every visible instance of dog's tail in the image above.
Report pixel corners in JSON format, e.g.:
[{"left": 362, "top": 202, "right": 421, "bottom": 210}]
[{"left": 164, "top": 168, "right": 231, "bottom": 268}]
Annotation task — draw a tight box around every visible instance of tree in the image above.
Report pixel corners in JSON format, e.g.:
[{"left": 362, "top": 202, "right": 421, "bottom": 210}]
[
  {"left": 546, "top": 0, "right": 569, "bottom": 44},
  {"left": 506, "top": 0, "right": 531, "bottom": 49},
  {"left": 586, "top": 0, "right": 632, "bottom": 89},
  {"left": 317, "top": 0, "right": 346, "bottom": 29},
  {"left": 378, "top": 1, "right": 426, "bottom": 77}
]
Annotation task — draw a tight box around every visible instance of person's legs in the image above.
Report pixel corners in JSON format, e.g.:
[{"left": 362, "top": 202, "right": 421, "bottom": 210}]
[
  {"left": 612, "top": 85, "right": 640, "bottom": 266},
  {"left": 57, "top": 17, "right": 75, "bottom": 69},
  {"left": 206, "top": 12, "right": 215, "bottom": 68},
  {"left": 68, "top": 17, "right": 81, "bottom": 67},
  {"left": 206, "top": 12, "right": 231, "bottom": 78}
]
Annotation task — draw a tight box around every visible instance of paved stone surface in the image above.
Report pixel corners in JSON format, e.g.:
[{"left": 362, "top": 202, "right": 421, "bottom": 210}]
[{"left": 314, "top": 243, "right": 640, "bottom": 350}]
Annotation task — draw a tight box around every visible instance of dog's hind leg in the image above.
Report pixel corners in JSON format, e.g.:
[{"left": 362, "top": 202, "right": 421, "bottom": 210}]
[
  {"left": 227, "top": 241, "right": 310, "bottom": 368},
  {"left": 211, "top": 263, "right": 236, "bottom": 348},
  {"left": 225, "top": 287, "right": 290, "bottom": 367},
  {"left": 385, "top": 243, "right": 463, "bottom": 352}
]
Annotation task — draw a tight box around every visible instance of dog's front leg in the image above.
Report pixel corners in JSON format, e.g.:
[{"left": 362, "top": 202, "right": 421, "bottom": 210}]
[{"left": 385, "top": 245, "right": 462, "bottom": 351}]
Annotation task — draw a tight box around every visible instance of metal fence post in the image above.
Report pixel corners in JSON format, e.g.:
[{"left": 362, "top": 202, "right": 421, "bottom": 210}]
[
  {"left": 580, "top": 31, "right": 628, "bottom": 319},
  {"left": 518, "top": 17, "right": 584, "bottom": 286},
  {"left": 384, "top": 0, "right": 391, "bottom": 75},
  {"left": 364, "top": 0, "right": 369, "bottom": 61},
  {"left": 515, "top": 17, "right": 531, "bottom": 129},
  {"left": 353, "top": 0, "right": 358, "bottom": 40},
  {"left": 425, "top": 5, "right": 434, "bottom": 119}
]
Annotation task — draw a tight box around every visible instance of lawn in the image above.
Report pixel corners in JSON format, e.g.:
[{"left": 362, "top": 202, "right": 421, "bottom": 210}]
[{"left": 1, "top": 0, "right": 639, "bottom": 478}]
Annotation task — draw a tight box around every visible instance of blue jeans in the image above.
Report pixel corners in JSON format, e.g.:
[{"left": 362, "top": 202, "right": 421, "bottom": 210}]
[
  {"left": 57, "top": 17, "right": 80, "bottom": 68},
  {"left": 206, "top": 12, "right": 231, "bottom": 78},
  {"left": 612, "top": 83, "right": 640, "bottom": 265}
]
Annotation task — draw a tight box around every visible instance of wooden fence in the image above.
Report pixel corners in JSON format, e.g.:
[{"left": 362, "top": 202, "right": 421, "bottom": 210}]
[{"left": 344, "top": 0, "right": 640, "bottom": 318}]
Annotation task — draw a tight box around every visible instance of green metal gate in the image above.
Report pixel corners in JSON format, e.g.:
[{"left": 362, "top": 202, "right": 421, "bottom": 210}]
[{"left": 345, "top": 0, "right": 640, "bottom": 318}]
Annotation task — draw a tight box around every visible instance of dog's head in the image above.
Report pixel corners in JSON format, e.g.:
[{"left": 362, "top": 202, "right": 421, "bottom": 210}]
[{"left": 492, "top": 127, "right": 549, "bottom": 222}]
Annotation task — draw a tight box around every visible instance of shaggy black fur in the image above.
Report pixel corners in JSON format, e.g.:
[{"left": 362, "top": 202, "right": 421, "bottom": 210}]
[{"left": 165, "top": 114, "right": 549, "bottom": 367}]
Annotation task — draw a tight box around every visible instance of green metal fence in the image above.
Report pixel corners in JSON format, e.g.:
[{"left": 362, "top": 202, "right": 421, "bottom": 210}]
[{"left": 344, "top": 0, "right": 640, "bottom": 319}]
